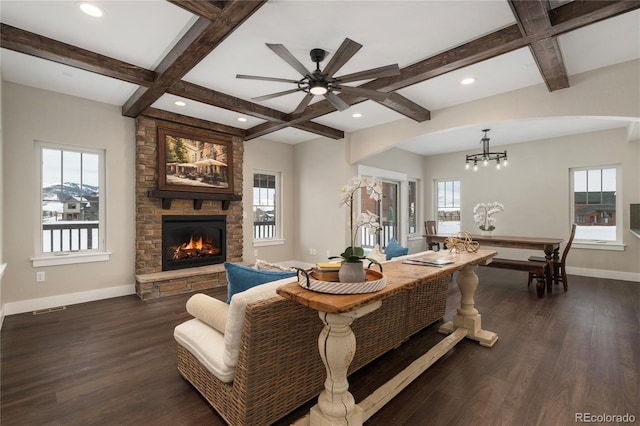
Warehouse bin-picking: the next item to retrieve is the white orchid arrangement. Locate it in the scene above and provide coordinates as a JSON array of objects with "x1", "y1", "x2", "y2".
[
  {"x1": 473, "y1": 202, "x2": 504, "y2": 231},
  {"x1": 334, "y1": 176, "x2": 383, "y2": 263}
]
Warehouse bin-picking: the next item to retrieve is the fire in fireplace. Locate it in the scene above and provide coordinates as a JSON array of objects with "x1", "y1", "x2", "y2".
[{"x1": 162, "y1": 215, "x2": 226, "y2": 271}]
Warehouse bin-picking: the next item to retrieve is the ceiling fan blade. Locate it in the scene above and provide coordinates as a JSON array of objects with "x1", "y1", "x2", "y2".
[
  {"x1": 292, "y1": 93, "x2": 314, "y2": 115},
  {"x1": 324, "y1": 91, "x2": 350, "y2": 112},
  {"x1": 335, "y1": 64, "x2": 401, "y2": 83},
  {"x1": 252, "y1": 87, "x2": 303, "y2": 102},
  {"x1": 322, "y1": 38, "x2": 362, "y2": 78},
  {"x1": 266, "y1": 43, "x2": 311, "y2": 77},
  {"x1": 335, "y1": 85, "x2": 389, "y2": 101},
  {"x1": 236, "y1": 74, "x2": 300, "y2": 84}
]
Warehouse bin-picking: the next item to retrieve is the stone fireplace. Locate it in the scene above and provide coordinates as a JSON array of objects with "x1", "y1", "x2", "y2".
[{"x1": 134, "y1": 116, "x2": 243, "y2": 300}]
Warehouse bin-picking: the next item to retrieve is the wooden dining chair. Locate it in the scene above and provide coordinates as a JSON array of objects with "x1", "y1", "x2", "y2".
[
  {"x1": 424, "y1": 220, "x2": 440, "y2": 251},
  {"x1": 527, "y1": 223, "x2": 577, "y2": 292}
]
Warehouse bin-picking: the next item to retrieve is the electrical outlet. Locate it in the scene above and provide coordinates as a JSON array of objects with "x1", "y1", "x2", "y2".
[
  {"x1": 36, "y1": 271, "x2": 46, "y2": 282},
  {"x1": 253, "y1": 249, "x2": 258, "y2": 257},
  {"x1": 309, "y1": 248, "x2": 317, "y2": 255},
  {"x1": 326, "y1": 250, "x2": 331, "y2": 258}
]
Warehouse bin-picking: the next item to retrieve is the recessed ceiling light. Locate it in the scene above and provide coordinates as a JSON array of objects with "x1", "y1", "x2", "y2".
[
  {"x1": 78, "y1": 2, "x2": 103, "y2": 17},
  {"x1": 237, "y1": 117, "x2": 247, "y2": 122},
  {"x1": 352, "y1": 113, "x2": 362, "y2": 118},
  {"x1": 174, "y1": 101, "x2": 186, "y2": 107},
  {"x1": 460, "y1": 77, "x2": 476, "y2": 85}
]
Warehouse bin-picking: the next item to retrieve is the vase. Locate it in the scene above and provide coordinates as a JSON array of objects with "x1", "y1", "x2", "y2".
[
  {"x1": 339, "y1": 261, "x2": 366, "y2": 283},
  {"x1": 481, "y1": 230, "x2": 493, "y2": 236}
]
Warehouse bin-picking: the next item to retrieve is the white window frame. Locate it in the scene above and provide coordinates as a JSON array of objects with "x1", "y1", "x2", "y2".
[
  {"x1": 252, "y1": 169, "x2": 284, "y2": 247},
  {"x1": 570, "y1": 164, "x2": 624, "y2": 251},
  {"x1": 434, "y1": 178, "x2": 461, "y2": 235},
  {"x1": 32, "y1": 141, "x2": 110, "y2": 267}
]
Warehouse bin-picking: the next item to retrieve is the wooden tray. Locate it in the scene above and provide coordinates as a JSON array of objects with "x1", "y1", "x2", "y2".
[{"x1": 297, "y1": 269, "x2": 386, "y2": 294}]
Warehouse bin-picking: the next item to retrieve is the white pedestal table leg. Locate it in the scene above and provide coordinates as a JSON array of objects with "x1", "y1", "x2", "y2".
[
  {"x1": 438, "y1": 263, "x2": 498, "y2": 347},
  {"x1": 309, "y1": 301, "x2": 381, "y2": 426}
]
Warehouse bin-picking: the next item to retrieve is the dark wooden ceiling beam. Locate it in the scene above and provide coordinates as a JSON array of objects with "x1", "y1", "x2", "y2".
[
  {"x1": 549, "y1": 0, "x2": 640, "y2": 30},
  {"x1": 141, "y1": 107, "x2": 246, "y2": 137},
  {"x1": 168, "y1": 80, "x2": 344, "y2": 139},
  {"x1": 167, "y1": 0, "x2": 225, "y2": 21},
  {"x1": 169, "y1": 81, "x2": 290, "y2": 122},
  {"x1": 121, "y1": 0, "x2": 266, "y2": 117},
  {"x1": 290, "y1": 122, "x2": 344, "y2": 140},
  {"x1": 377, "y1": 93, "x2": 431, "y2": 122},
  {"x1": 509, "y1": 0, "x2": 569, "y2": 92},
  {"x1": 0, "y1": 23, "x2": 155, "y2": 86}
]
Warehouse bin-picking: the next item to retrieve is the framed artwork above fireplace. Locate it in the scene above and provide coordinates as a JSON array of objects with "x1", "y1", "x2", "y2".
[{"x1": 157, "y1": 127, "x2": 234, "y2": 195}]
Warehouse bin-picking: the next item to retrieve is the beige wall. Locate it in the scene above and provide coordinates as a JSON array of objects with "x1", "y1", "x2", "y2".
[
  {"x1": 2, "y1": 83, "x2": 136, "y2": 311},
  {"x1": 242, "y1": 137, "x2": 296, "y2": 263},
  {"x1": 294, "y1": 137, "x2": 353, "y2": 265},
  {"x1": 424, "y1": 127, "x2": 640, "y2": 278}
]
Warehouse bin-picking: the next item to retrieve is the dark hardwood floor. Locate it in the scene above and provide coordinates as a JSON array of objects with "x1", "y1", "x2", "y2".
[{"x1": 1, "y1": 268, "x2": 638, "y2": 425}]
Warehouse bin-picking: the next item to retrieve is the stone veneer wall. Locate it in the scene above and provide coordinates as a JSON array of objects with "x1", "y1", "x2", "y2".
[{"x1": 134, "y1": 116, "x2": 243, "y2": 299}]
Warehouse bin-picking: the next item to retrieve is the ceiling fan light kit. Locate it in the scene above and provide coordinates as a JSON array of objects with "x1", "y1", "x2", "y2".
[
  {"x1": 465, "y1": 129, "x2": 508, "y2": 171},
  {"x1": 236, "y1": 38, "x2": 400, "y2": 114}
]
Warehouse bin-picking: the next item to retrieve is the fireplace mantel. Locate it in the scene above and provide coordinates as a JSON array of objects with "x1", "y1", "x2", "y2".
[{"x1": 148, "y1": 189, "x2": 242, "y2": 210}]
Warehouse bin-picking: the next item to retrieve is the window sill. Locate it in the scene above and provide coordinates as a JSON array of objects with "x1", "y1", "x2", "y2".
[
  {"x1": 253, "y1": 238, "x2": 285, "y2": 247},
  {"x1": 31, "y1": 251, "x2": 112, "y2": 267},
  {"x1": 573, "y1": 242, "x2": 625, "y2": 251}
]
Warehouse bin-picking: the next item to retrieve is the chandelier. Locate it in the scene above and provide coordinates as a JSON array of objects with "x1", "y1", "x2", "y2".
[{"x1": 465, "y1": 129, "x2": 508, "y2": 171}]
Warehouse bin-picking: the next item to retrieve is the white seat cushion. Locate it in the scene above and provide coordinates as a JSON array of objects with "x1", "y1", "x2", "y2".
[{"x1": 174, "y1": 318, "x2": 235, "y2": 383}]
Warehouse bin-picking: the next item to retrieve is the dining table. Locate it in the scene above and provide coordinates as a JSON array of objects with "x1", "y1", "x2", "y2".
[{"x1": 425, "y1": 233, "x2": 564, "y2": 293}]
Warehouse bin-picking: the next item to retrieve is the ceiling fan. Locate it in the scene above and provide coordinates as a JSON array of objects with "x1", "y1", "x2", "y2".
[{"x1": 236, "y1": 38, "x2": 401, "y2": 114}]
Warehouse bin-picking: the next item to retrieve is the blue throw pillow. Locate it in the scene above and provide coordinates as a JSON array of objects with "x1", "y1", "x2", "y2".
[
  {"x1": 384, "y1": 238, "x2": 408, "y2": 260},
  {"x1": 224, "y1": 262, "x2": 296, "y2": 303}
]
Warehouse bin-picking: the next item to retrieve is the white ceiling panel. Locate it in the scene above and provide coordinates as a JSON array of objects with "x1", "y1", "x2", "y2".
[
  {"x1": 0, "y1": 0, "x2": 196, "y2": 69},
  {"x1": 1, "y1": 48, "x2": 138, "y2": 105}
]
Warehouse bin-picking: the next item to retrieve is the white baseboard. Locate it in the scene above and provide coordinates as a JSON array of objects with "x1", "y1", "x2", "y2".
[
  {"x1": 566, "y1": 267, "x2": 640, "y2": 282},
  {"x1": 3, "y1": 284, "x2": 136, "y2": 316}
]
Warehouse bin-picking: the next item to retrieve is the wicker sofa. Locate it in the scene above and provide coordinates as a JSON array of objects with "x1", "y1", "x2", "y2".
[{"x1": 174, "y1": 257, "x2": 451, "y2": 426}]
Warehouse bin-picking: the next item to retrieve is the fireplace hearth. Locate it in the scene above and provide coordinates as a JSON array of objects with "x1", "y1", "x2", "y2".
[{"x1": 162, "y1": 215, "x2": 226, "y2": 271}]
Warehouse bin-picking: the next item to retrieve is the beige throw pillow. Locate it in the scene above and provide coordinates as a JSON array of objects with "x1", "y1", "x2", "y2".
[{"x1": 186, "y1": 293, "x2": 229, "y2": 334}]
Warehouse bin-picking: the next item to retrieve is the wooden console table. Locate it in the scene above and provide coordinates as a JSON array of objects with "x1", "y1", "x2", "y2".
[{"x1": 277, "y1": 249, "x2": 497, "y2": 426}]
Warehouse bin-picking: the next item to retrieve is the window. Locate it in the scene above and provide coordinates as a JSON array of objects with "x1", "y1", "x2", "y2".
[
  {"x1": 436, "y1": 179, "x2": 461, "y2": 234},
  {"x1": 253, "y1": 171, "x2": 282, "y2": 243},
  {"x1": 357, "y1": 165, "x2": 409, "y2": 250},
  {"x1": 571, "y1": 165, "x2": 622, "y2": 246},
  {"x1": 38, "y1": 143, "x2": 106, "y2": 262}
]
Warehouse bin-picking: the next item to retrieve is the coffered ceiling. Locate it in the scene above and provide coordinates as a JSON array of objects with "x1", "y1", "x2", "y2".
[{"x1": 1, "y1": 1, "x2": 639, "y2": 156}]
